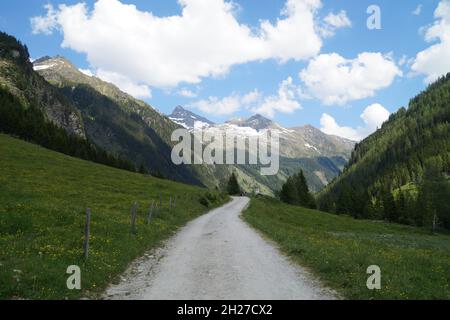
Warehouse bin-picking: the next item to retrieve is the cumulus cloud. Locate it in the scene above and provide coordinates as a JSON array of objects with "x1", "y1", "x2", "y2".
[
  {"x1": 79, "y1": 68, "x2": 94, "y2": 77},
  {"x1": 299, "y1": 52, "x2": 402, "y2": 106},
  {"x1": 320, "y1": 103, "x2": 391, "y2": 141},
  {"x1": 187, "y1": 94, "x2": 243, "y2": 116},
  {"x1": 187, "y1": 77, "x2": 301, "y2": 117},
  {"x1": 30, "y1": 4, "x2": 59, "y2": 35},
  {"x1": 251, "y1": 77, "x2": 302, "y2": 118},
  {"x1": 96, "y1": 69, "x2": 152, "y2": 98},
  {"x1": 178, "y1": 89, "x2": 197, "y2": 98},
  {"x1": 412, "y1": 4, "x2": 423, "y2": 16},
  {"x1": 411, "y1": 0, "x2": 450, "y2": 83},
  {"x1": 30, "y1": 0, "x2": 350, "y2": 89},
  {"x1": 320, "y1": 10, "x2": 351, "y2": 37}
]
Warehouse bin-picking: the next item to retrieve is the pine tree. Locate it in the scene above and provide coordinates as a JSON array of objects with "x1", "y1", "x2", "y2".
[
  {"x1": 280, "y1": 176, "x2": 298, "y2": 205},
  {"x1": 382, "y1": 189, "x2": 397, "y2": 222},
  {"x1": 294, "y1": 170, "x2": 316, "y2": 209},
  {"x1": 227, "y1": 173, "x2": 241, "y2": 196},
  {"x1": 280, "y1": 170, "x2": 316, "y2": 208},
  {"x1": 418, "y1": 162, "x2": 450, "y2": 232}
]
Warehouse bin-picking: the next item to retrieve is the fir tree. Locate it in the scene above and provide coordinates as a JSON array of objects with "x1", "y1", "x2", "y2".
[
  {"x1": 280, "y1": 176, "x2": 298, "y2": 205},
  {"x1": 227, "y1": 173, "x2": 241, "y2": 196}
]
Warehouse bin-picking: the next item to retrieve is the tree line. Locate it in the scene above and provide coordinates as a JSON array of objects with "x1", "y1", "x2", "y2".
[
  {"x1": 318, "y1": 73, "x2": 450, "y2": 231},
  {"x1": 0, "y1": 87, "x2": 137, "y2": 173}
]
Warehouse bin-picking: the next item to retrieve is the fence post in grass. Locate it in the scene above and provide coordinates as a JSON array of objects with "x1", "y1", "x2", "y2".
[
  {"x1": 83, "y1": 208, "x2": 91, "y2": 260},
  {"x1": 169, "y1": 196, "x2": 172, "y2": 209},
  {"x1": 147, "y1": 201, "x2": 155, "y2": 224},
  {"x1": 131, "y1": 202, "x2": 138, "y2": 234},
  {"x1": 159, "y1": 194, "x2": 162, "y2": 207}
]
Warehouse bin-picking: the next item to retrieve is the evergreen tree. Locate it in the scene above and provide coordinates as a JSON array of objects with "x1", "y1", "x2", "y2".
[
  {"x1": 280, "y1": 170, "x2": 316, "y2": 208},
  {"x1": 418, "y1": 163, "x2": 450, "y2": 232},
  {"x1": 227, "y1": 173, "x2": 241, "y2": 196},
  {"x1": 280, "y1": 176, "x2": 298, "y2": 205},
  {"x1": 382, "y1": 189, "x2": 397, "y2": 222},
  {"x1": 294, "y1": 170, "x2": 316, "y2": 209}
]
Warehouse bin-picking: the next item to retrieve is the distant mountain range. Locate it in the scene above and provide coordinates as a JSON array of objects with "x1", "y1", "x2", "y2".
[
  {"x1": 169, "y1": 106, "x2": 355, "y2": 193},
  {"x1": 169, "y1": 106, "x2": 354, "y2": 161},
  {"x1": 0, "y1": 31, "x2": 355, "y2": 194}
]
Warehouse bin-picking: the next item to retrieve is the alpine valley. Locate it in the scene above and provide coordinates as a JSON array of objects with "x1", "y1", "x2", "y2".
[{"x1": 0, "y1": 31, "x2": 354, "y2": 195}]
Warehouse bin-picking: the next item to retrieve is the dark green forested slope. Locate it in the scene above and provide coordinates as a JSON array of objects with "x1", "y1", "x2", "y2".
[{"x1": 318, "y1": 74, "x2": 450, "y2": 230}]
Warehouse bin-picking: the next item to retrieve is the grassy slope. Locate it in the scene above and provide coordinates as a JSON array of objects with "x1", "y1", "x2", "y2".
[
  {"x1": 243, "y1": 197, "x2": 450, "y2": 300},
  {"x1": 0, "y1": 134, "x2": 228, "y2": 299}
]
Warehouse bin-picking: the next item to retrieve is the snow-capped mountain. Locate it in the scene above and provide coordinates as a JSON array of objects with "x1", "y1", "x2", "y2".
[
  {"x1": 168, "y1": 106, "x2": 354, "y2": 160},
  {"x1": 169, "y1": 106, "x2": 215, "y2": 130},
  {"x1": 165, "y1": 106, "x2": 355, "y2": 193},
  {"x1": 226, "y1": 114, "x2": 281, "y2": 131}
]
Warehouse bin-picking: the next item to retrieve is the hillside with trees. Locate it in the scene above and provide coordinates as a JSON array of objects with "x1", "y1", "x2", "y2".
[
  {"x1": 280, "y1": 170, "x2": 316, "y2": 209},
  {"x1": 318, "y1": 74, "x2": 450, "y2": 231}
]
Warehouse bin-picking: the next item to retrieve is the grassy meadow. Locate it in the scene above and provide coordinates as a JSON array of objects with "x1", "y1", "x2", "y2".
[
  {"x1": 0, "y1": 134, "x2": 228, "y2": 299},
  {"x1": 243, "y1": 197, "x2": 450, "y2": 300}
]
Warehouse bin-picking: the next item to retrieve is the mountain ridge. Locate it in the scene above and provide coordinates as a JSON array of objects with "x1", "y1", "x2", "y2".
[{"x1": 318, "y1": 73, "x2": 450, "y2": 229}]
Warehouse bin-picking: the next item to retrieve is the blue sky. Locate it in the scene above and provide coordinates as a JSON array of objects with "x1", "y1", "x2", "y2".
[{"x1": 0, "y1": 0, "x2": 447, "y2": 140}]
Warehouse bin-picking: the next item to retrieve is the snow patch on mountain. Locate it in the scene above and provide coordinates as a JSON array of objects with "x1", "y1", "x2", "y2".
[
  {"x1": 305, "y1": 143, "x2": 321, "y2": 154},
  {"x1": 33, "y1": 63, "x2": 56, "y2": 71}
]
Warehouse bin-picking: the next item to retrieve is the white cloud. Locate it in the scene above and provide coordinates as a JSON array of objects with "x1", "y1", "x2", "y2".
[
  {"x1": 79, "y1": 68, "x2": 94, "y2": 77},
  {"x1": 96, "y1": 69, "x2": 152, "y2": 98},
  {"x1": 187, "y1": 94, "x2": 242, "y2": 116},
  {"x1": 187, "y1": 77, "x2": 301, "y2": 117},
  {"x1": 30, "y1": 0, "x2": 348, "y2": 89},
  {"x1": 241, "y1": 89, "x2": 262, "y2": 105},
  {"x1": 412, "y1": 0, "x2": 450, "y2": 83},
  {"x1": 412, "y1": 4, "x2": 423, "y2": 16},
  {"x1": 178, "y1": 89, "x2": 197, "y2": 98},
  {"x1": 320, "y1": 10, "x2": 351, "y2": 37},
  {"x1": 30, "y1": 4, "x2": 59, "y2": 35},
  {"x1": 300, "y1": 52, "x2": 402, "y2": 106},
  {"x1": 251, "y1": 77, "x2": 302, "y2": 118},
  {"x1": 320, "y1": 103, "x2": 391, "y2": 141}
]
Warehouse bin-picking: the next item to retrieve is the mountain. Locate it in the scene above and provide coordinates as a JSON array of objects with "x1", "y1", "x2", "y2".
[
  {"x1": 168, "y1": 107, "x2": 355, "y2": 193},
  {"x1": 33, "y1": 56, "x2": 179, "y2": 145},
  {"x1": 169, "y1": 105, "x2": 215, "y2": 129},
  {"x1": 32, "y1": 55, "x2": 203, "y2": 185},
  {"x1": 0, "y1": 32, "x2": 202, "y2": 185},
  {"x1": 0, "y1": 32, "x2": 84, "y2": 138},
  {"x1": 318, "y1": 74, "x2": 450, "y2": 229},
  {"x1": 226, "y1": 114, "x2": 280, "y2": 131}
]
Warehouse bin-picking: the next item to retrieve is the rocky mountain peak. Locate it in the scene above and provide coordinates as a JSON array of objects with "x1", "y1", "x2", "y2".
[
  {"x1": 226, "y1": 114, "x2": 279, "y2": 131},
  {"x1": 169, "y1": 106, "x2": 215, "y2": 129}
]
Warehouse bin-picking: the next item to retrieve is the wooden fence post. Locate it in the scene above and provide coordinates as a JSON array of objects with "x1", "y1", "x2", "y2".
[
  {"x1": 131, "y1": 202, "x2": 138, "y2": 234},
  {"x1": 169, "y1": 196, "x2": 172, "y2": 209},
  {"x1": 159, "y1": 194, "x2": 162, "y2": 207},
  {"x1": 83, "y1": 208, "x2": 91, "y2": 260},
  {"x1": 147, "y1": 201, "x2": 155, "y2": 224}
]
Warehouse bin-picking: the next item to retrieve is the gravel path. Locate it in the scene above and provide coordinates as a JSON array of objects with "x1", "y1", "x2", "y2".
[{"x1": 104, "y1": 197, "x2": 337, "y2": 300}]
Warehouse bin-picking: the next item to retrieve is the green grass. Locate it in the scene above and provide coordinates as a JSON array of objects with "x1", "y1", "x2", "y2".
[
  {"x1": 243, "y1": 197, "x2": 450, "y2": 300},
  {"x1": 0, "y1": 134, "x2": 228, "y2": 299}
]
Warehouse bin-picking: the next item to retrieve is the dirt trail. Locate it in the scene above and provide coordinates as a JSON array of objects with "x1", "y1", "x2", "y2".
[{"x1": 104, "y1": 197, "x2": 337, "y2": 300}]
